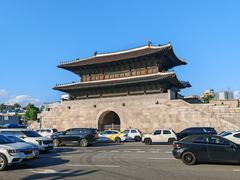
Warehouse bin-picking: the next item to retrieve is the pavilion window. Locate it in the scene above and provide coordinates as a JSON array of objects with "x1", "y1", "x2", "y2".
[
  {"x1": 147, "y1": 67, "x2": 153, "y2": 74},
  {"x1": 131, "y1": 69, "x2": 137, "y2": 76},
  {"x1": 152, "y1": 66, "x2": 159, "y2": 73},
  {"x1": 110, "y1": 73, "x2": 115, "y2": 79},
  {"x1": 99, "y1": 74, "x2": 104, "y2": 80},
  {"x1": 105, "y1": 74, "x2": 110, "y2": 79},
  {"x1": 115, "y1": 73, "x2": 120, "y2": 78}
]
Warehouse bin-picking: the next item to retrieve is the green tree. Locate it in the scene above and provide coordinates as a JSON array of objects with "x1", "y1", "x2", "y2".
[
  {"x1": 25, "y1": 103, "x2": 39, "y2": 120},
  {"x1": 202, "y1": 94, "x2": 215, "y2": 103},
  {"x1": 13, "y1": 103, "x2": 21, "y2": 109}
]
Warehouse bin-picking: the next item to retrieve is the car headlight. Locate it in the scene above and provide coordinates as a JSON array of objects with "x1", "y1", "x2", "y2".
[
  {"x1": 36, "y1": 140, "x2": 43, "y2": 145},
  {"x1": 7, "y1": 149, "x2": 21, "y2": 155}
]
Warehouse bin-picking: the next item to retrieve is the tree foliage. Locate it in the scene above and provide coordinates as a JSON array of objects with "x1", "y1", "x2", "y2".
[
  {"x1": 25, "y1": 103, "x2": 39, "y2": 121},
  {"x1": 202, "y1": 94, "x2": 215, "y2": 103}
]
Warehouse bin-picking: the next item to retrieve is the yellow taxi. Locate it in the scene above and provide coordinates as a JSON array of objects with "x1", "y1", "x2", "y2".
[{"x1": 98, "y1": 130, "x2": 127, "y2": 143}]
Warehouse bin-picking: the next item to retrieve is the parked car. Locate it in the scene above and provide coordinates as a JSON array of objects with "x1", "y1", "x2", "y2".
[
  {"x1": 142, "y1": 129, "x2": 177, "y2": 145},
  {"x1": 0, "y1": 129, "x2": 53, "y2": 152},
  {"x1": 36, "y1": 128, "x2": 57, "y2": 138},
  {"x1": 172, "y1": 134, "x2": 240, "y2": 165},
  {"x1": 122, "y1": 129, "x2": 142, "y2": 141},
  {"x1": 0, "y1": 123, "x2": 27, "y2": 129},
  {"x1": 220, "y1": 131, "x2": 240, "y2": 144},
  {"x1": 176, "y1": 127, "x2": 217, "y2": 140},
  {"x1": 51, "y1": 128, "x2": 98, "y2": 147},
  {"x1": 98, "y1": 130, "x2": 126, "y2": 143},
  {"x1": 6, "y1": 135, "x2": 40, "y2": 157},
  {"x1": 0, "y1": 134, "x2": 36, "y2": 171}
]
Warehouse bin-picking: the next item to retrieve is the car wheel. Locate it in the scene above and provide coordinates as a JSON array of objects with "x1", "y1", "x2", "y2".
[
  {"x1": 79, "y1": 139, "x2": 89, "y2": 147},
  {"x1": 144, "y1": 138, "x2": 152, "y2": 145},
  {"x1": 53, "y1": 139, "x2": 60, "y2": 147},
  {"x1": 181, "y1": 152, "x2": 196, "y2": 165},
  {"x1": 168, "y1": 138, "x2": 176, "y2": 144},
  {"x1": 115, "y1": 137, "x2": 121, "y2": 143},
  {"x1": 0, "y1": 154, "x2": 7, "y2": 171},
  {"x1": 134, "y1": 136, "x2": 141, "y2": 142}
]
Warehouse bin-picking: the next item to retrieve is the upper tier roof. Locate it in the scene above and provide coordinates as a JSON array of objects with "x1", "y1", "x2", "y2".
[{"x1": 58, "y1": 43, "x2": 187, "y2": 72}]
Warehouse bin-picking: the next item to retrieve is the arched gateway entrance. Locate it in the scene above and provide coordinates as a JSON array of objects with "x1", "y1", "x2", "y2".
[{"x1": 98, "y1": 111, "x2": 120, "y2": 131}]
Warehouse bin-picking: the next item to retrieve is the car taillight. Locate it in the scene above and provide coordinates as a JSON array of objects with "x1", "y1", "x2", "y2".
[{"x1": 173, "y1": 143, "x2": 181, "y2": 149}]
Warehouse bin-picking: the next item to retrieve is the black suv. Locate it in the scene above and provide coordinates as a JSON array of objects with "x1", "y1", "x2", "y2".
[
  {"x1": 51, "y1": 128, "x2": 98, "y2": 147},
  {"x1": 176, "y1": 127, "x2": 217, "y2": 140}
]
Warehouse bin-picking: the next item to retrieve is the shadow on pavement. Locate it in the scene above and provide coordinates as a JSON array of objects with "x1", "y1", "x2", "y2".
[{"x1": 22, "y1": 169, "x2": 98, "y2": 180}]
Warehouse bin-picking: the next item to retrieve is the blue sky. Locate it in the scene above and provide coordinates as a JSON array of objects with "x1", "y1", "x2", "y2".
[{"x1": 0, "y1": 0, "x2": 240, "y2": 105}]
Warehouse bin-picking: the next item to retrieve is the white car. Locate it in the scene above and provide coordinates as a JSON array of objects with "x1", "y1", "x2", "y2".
[
  {"x1": 6, "y1": 135, "x2": 40, "y2": 157},
  {"x1": 142, "y1": 129, "x2": 177, "y2": 145},
  {"x1": 0, "y1": 129, "x2": 53, "y2": 152},
  {"x1": 0, "y1": 135, "x2": 35, "y2": 171},
  {"x1": 36, "y1": 128, "x2": 57, "y2": 138},
  {"x1": 122, "y1": 129, "x2": 142, "y2": 141},
  {"x1": 220, "y1": 131, "x2": 240, "y2": 144}
]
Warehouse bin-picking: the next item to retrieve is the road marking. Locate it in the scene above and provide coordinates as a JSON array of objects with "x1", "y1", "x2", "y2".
[
  {"x1": 233, "y1": 169, "x2": 240, "y2": 172},
  {"x1": 137, "y1": 151, "x2": 145, "y2": 153},
  {"x1": 124, "y1": 151, "x2": 131, "y2": 152},
  {"x1": 110, "y1": 150, "x2": 119, "y2": 152},
  {"x1": 85, "y1": 150, "x2": 93, "y2": 152},
  {"x1": 147, "y1": 157, "x2": 175, "y2": 160},
  {"x1": 164, "y1": 151, "x2": 172, "y2": 154},
  {"x1": 98, "y1": 150, "x2": 106, "y2": 153},
  {"x1": 122, "y1": 149, "x2": 140, "y2": 151},
  {"x1": 150, "y1": 151, "x2": 159, "y2": 153},
  {"x1": 30, "y1": 169, "x2": 58, "y2": 174},
  {"x1": 66, "y1": 164, "x2": 120, "y2": 168}
]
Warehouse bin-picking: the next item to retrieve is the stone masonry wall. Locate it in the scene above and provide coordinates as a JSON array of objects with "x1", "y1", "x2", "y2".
[{"x1": 39, "y1": 93, "x2": 239, "y2": 133}]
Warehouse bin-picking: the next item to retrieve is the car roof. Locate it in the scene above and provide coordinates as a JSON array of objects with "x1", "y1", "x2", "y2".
[{"x1": 0, "y1": 128, "x2": 30, "y2": 131}]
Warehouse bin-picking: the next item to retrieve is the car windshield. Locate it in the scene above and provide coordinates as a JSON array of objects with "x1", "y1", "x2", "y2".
[
  {"x1": 22, "y1": 131, "x2": 42, "y2": 137},
  {"x1": 220, "y1": 132, "x2": 232, "y2": 137},
  {"x1": 0, "y1": 135, "x2": 15, "y2": 144},
  {"x1": 7, "y1": 136, "x2": 25, "y2": 142}
]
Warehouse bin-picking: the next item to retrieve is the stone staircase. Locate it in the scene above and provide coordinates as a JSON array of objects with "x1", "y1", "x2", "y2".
[{"x1": 176, "y1": 100, "x2": 240, "y2": 131}]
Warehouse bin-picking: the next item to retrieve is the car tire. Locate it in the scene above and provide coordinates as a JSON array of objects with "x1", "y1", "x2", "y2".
[
  {"x1": 181, "y1": 152, "x2": 196, "y2": 165},
  {"x1": 79, "y1": 139, "x2": 89, "y2": 147},
  {"x1": 144, "y1": 138, "x2": 152, "y2": 145},
  {"x1": 0, "y1": 154, "x2": 7, "y2": 171},
  {"x1": 115, "y1": 137, "x2": 121, "y2": 143},
  {"x1": 53, "y1": 139, "x2": 60, "y2": 147},
  {"x1": 168, "y1": 138, "x2": 176, "y2": 144},
  {"x1": 134, "y1": 136, "x2": 142, "y2": 142}
]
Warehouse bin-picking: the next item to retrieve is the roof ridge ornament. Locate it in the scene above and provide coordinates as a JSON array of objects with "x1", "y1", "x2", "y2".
[
  {"x1": 147, "y1": 41, "x2": 152, "y2": 47},
  {"x1": 94, "y1": 51, "x2": 98, "y2": 56}
]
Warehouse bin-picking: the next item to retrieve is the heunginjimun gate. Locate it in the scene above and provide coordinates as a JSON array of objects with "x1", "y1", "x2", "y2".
[{"x1": 53, "y1": 42, "x2": 191, "y2": 131}]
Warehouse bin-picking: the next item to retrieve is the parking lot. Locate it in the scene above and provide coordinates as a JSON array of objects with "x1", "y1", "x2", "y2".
[{"x1": 0, "y1": 142, "x2": 239, "y2": 180}]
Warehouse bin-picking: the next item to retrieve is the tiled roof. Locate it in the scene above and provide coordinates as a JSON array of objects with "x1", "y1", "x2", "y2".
[{"x1": 58, "y1": 43, "x2": 186, "y2": 68}]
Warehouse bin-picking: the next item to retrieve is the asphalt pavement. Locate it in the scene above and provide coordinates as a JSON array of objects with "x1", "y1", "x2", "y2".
[{"x1": 1, "y1": 142, "x2": 240, "y2": 180}]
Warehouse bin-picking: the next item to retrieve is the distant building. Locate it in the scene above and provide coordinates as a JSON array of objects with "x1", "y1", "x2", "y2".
[
  {"x1": 0, "y1": 113, "x2": 20, "y2": 125},
  {"x1": 217, "y1": 91, "x2": 234, "y2": 100}
]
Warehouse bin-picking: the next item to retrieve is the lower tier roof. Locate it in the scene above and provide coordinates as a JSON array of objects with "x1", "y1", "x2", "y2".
[{"x1": 54, "y1": 72, "x2": 191, "y2": 93}]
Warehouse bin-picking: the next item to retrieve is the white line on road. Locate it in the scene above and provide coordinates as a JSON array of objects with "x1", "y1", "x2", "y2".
[
  {"x1": 124, "y1": 151, "x2": 131, "y2": 152},
  {"x1": 66, "y1": 164, "x2": 121, "y2": 168},
  {"x1": 137, "y1": 151, "x2": 145, "y2": 153},
  {"x1": 164, "y1": 151, "x2": 172, "y2": 154},
  {"x1": 110, "y1": 150, "x2": 119, "y2": 152},
  {"x1": 233, "y1": 169, "x2": 240, "y2": 172}
]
